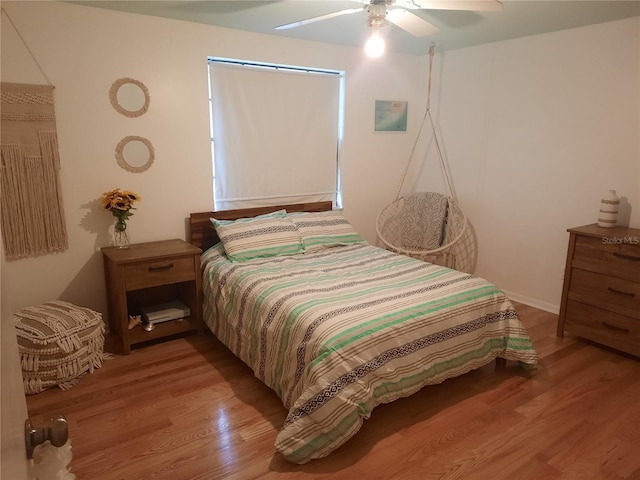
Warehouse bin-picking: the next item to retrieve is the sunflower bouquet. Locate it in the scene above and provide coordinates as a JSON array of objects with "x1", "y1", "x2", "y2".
[{"x1": 101, "y1": 189, "x2": 141, "y2": 238}]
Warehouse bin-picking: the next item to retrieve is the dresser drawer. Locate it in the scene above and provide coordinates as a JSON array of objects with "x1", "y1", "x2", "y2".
[
  {"x1": 565, "y1": 300, "x2": 640, "y2": 357},
  {"x1": 125, "y1": 256, "x2": 196, "y2": 290},
  {"x1": 572, "y1": 235, "x2": 640, "y2": 282},
  {"x1": 568, "y1": 268, "x2": 640, "y2": 319}
]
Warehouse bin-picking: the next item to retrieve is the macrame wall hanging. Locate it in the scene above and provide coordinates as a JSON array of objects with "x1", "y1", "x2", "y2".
[{"x1": 1, "y1": 8, "x2": 68, "y2": 260}]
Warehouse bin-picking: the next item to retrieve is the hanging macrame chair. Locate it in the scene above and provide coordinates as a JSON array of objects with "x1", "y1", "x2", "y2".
[
  {"x1": 376, "y1": 43, "x2": 470, "y2": 271},
  {"x1": 376, "y1": 192, "x2": 468, "y2": 269}
]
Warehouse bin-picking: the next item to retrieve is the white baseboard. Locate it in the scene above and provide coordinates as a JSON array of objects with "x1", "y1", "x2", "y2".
[{"x1": 502, "y1": 290, "x2": 560, "y2": 315}]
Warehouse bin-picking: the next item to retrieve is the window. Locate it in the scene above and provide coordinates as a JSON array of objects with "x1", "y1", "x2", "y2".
[{"x1": 208, "y1": 58, "x2": 344, "y2": 210}]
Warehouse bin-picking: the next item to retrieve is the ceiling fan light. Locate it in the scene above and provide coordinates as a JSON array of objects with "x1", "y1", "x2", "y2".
[
  {"x1": 367, "y1": 3, "x2": 388, "y2": 29},
  {"x1": 365, "y1": 30, "x2": 385, "y2": 58}
]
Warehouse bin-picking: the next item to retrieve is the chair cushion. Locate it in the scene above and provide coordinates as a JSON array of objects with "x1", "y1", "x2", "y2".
[
  {"x1": 14, "y1": 301, "x2": 107, "y2": 394},
  {"x1": 400, "y1": 193, "x2": 449, "y2": 250}
]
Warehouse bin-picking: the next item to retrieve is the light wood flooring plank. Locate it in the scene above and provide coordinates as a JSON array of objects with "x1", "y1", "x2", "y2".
[{"x1": 26, "y1": 302, "x2": 640, "y2": 479}]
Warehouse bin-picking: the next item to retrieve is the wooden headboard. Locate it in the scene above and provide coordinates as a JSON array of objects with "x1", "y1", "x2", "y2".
[{"x1": 188, "y1": 201, "x2": 333, "y2": 252}]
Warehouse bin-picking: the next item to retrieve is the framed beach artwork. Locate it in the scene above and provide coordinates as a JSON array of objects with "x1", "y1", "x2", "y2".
[{"x1": 374, "y1": 100, "x2": 407, "y2": 132}]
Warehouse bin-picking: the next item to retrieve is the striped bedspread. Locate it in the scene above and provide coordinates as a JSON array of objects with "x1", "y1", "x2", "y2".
[{"x1": 201, "y1": 243, "x2": 538, "y2": 464}]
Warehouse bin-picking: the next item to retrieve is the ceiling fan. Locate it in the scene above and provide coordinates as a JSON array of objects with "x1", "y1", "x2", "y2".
[{"x1": 275, "y1": 0, "x2": 503, "y2": 56}]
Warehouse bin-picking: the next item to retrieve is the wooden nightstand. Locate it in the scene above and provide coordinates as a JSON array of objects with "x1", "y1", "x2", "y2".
[
  {"x1": 102, "y1": 239, "x2": 203, "y2": 354},
  {"x1": 557, "y1": 224, "x2": 640, "y2": 357}
]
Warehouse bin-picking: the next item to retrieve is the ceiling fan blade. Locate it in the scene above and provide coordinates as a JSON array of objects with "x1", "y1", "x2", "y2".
[
  {"x1": 388, "y1": 9, "x2": 439, "y2": 37},
  {"x1": 274, "y1": 7, "x2": 364, "y2": 30},
  {"x1": 398, "y1": 0, "x2": 503, "y2": 11}
]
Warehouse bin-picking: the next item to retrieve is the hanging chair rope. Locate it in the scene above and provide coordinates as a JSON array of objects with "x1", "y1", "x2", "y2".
[
  {"x1": 395, "y1": 43, "x2": 455, "y2": 201},
  {"x1": 378, "y1": 43, "x2": 471, "y2": 271}
]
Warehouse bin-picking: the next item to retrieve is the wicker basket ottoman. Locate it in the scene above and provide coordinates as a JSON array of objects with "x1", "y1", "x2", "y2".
[{"x1": 14, "y1": 301, "x2": 107, "y2": 394}]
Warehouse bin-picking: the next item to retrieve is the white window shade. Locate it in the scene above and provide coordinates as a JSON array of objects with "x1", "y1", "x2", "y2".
[{"x1": 209, "y1": 61, "x2": 342, "y2": 210}]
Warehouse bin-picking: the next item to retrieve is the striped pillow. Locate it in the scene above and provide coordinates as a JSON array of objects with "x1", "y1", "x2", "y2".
[
  {"x1": 211, "y1": 210, "x2": 304, "y2": 262},
  {"x1": 288, "y1": 211, "x2": 366, "y2": 253}
]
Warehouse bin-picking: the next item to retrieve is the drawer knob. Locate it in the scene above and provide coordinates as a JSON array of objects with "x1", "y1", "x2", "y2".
[
  {"x1": 148, "y1": 263, "x2": 174, "y2": 272},
  {"x1": 607, "y1": 287, "x2": 635, "y2": 298},
  {"x1": 613, "y1": 252, "x2": 640, "y2": 262},
  {"x1": 602, "y1": 321, "x2": 630, "y2": 334}
]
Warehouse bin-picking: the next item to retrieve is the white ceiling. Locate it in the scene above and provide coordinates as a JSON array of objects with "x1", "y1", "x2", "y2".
[{"x1": 72, "y1": 1, "x2": 640, "y2": 55}]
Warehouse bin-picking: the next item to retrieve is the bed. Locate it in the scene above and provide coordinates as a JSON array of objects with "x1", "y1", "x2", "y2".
[{"x1": 189, "y1": 201, "x2": 538, "y2": 464}]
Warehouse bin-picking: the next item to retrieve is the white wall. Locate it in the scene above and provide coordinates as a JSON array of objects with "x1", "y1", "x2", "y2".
[
  {"x1": 416, "y1": 17, "x2": 640, "y2": 312},
  {"x1": 2, "y1": 2, "x2": 638, "y2": 321},
  {"x1": 0, "y1": 1, "x2": 427, "y2": 319}
]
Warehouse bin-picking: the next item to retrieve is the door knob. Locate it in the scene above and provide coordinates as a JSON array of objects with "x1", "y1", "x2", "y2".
[{"x1": 25, "y1": 414, "x2": 69, "y2": 459}]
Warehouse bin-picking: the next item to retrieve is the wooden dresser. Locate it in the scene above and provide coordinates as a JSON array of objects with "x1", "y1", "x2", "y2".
[{"x1": 557, "y1": 224, "x2": 640, "y2": 357}]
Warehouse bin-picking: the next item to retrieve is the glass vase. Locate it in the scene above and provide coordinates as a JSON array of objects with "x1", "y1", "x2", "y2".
[{"x1": 114, "y1": 220, "x2": 130, "y2": 248}]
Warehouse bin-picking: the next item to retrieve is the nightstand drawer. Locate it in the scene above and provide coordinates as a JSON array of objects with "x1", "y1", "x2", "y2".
[
  {"x1": 125, "y1": 256, "x2": 196, "y2": 290},
  {"x1": 565, "y1": 300, "x2": 640, "y2": 357},
  {"x1": 568, "y1": 268, "x2": 640, "y2": 319},
  {"x1": 572, "y1": 236, "x2": 640, "y2": 282}
]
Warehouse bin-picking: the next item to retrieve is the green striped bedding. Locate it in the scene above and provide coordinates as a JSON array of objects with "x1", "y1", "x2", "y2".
[{"x1": 201, "y1": 243, "x2": 538, "y2": 464}]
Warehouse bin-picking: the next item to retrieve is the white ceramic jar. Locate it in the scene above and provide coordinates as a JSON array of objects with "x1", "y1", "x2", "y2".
[{"x1": 597, "y1": 189, "x2": 620, "y2": 228}]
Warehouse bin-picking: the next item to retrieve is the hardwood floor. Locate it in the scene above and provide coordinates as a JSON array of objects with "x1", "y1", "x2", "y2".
[{"x1": 26, "y1": 303, "x2": 640, "y2": 480}]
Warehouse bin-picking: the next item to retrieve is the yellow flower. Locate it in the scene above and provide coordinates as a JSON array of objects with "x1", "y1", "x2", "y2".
[
  {"x1": 101, "y1": 188, "x2": 140, "y2": 222},
  {"x1": 123, "y1": 190, "x2": 140, "y2": 202}
]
